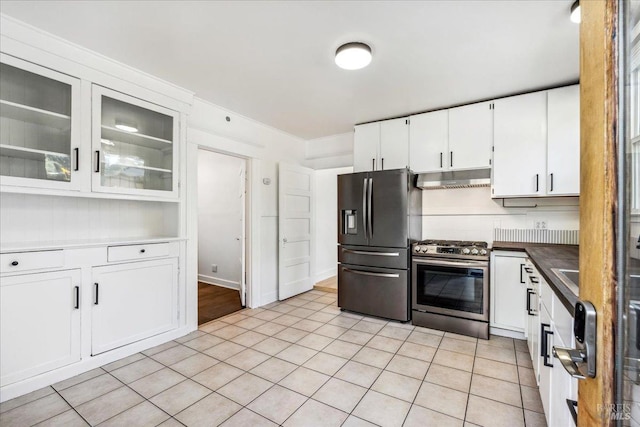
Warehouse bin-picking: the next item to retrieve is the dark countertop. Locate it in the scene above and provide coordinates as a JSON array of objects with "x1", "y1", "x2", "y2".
[{"x1": 493, "y1": 241, "x2": 579, "y2": 316}]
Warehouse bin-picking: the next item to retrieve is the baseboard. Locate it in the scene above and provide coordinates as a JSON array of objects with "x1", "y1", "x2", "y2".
[
  {"x1": 490, "y1": 326, "x2": 526, "y2": 340},
  {"x1": 315, "y1": 267, "x2": 337, "y2": 283},
  {"x1": 198, "y1": 274, "x2": 240, "y2": 290},
  {"x1": 261, "y1": 291, "x2": 278, "y2": 306}
]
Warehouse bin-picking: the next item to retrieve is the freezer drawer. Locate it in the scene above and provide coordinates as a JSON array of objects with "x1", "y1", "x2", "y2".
[
  {"x1": 338, "y1": 245, "x2": 408, "y2": 270},
  {"x1": 338, "y1": 263, "x2": 409, "y2": 322}
]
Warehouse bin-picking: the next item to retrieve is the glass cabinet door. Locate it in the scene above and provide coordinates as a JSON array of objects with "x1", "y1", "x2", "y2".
[
  {"x1": 92, "y1": 86, "x2": 178, "y2": 198},
  {"x1": 0, "y1": 54, "x2": 81, "y2": 190}
]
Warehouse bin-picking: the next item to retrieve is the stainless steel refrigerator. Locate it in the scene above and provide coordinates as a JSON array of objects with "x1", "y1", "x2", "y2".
[{"x1": 337, "y1": 168, "x2": 422, "y2": 321}]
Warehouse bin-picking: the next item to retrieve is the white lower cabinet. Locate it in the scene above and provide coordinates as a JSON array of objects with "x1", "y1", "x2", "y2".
[
  {"x1": 91, "y1": 258, "x2": 178, "y2": 355},
  {"x1": 538, "y1": 304, "x2": 553, "y2": 421},
  {"x1": 550, "y1": 324, "x2": 578, "y2": 427},
  {"x1": 490, "y1": 251, "x2": 527, "y2": 333},
  {"x1": 1, "y1": 269, "x2": 81, "y2": 385}
]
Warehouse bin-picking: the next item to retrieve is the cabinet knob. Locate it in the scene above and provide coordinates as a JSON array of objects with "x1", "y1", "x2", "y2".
[
  {"x1": 140, "y1": 249, "x2": 146, "y2": 253},
  {"x1": 10, "y1": 261, "x2": 18, "y2": 266}
]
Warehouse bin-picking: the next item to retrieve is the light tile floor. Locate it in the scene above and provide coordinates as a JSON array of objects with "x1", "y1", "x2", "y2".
[{"x1": 0, "y1": 290, "x2": 547, "y2": 427}]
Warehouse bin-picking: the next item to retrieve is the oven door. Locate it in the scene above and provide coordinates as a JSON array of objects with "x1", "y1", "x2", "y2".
[{"x1": 412, "y1": 257, "x2": 489, "y2": 322}]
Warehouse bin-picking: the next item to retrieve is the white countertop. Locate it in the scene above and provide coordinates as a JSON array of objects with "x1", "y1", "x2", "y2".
[{"x1": 0, "y1": 236, "x2": 186, "y2": 253}]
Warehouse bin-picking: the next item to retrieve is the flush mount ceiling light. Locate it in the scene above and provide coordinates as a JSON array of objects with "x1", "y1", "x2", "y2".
[
  {"x1": 570, "y1": 0, "x2": 581, "y2": 24},
  {"x1": 335, "y1": 42, "x2": 372, "y2": 70},
  {"x1": 115, "y1": 119, "x2": 138, "y2": 133}
]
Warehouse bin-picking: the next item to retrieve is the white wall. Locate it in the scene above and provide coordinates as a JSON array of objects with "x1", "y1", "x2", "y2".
[
  {"x1": 304, "y1": 132, "x2": 353, "y2": 170},
  {"x1": 314, "y1": 166, "x2": 353, "y2": 282},
  {"x1": 187, "y1": 98, "x2": 306, "y2": 307},
  {"x1": 421, "y1": 187, "x2": 580, "y2": 245},
  {"x1": 197, "y1": 150, "x2": 245, "y2": 289}
]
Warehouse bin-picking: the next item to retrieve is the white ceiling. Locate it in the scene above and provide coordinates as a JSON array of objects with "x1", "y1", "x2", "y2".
[{"x1": 0, "y1": 1, "x2": 579, "y2": 140}]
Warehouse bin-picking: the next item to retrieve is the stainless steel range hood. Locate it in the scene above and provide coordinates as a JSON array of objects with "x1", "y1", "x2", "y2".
[{"x1": 416, "y1": 168, "x2": 491, "y2": 190}]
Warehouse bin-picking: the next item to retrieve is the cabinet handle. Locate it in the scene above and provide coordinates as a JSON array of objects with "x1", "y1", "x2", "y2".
[
  {"x1": 550, "y1": 173, "x2": 554, "y2": 192},
  {"x1": 542, "y1": 324, "x2": 554, "y2": 367},
  {"x1": 10, "y1": 261, "x2": 18, "y2": 267},
  {"x1": 381, "y1": 158, "x2": 384, "y2": 170},
  {"x1": 94, "y1": 283, "x2": 99, "y2": 305},
  {"x1": 95, "y1": 151, "x2": 100, "y2": 173},
  {"x1": 440, "y1": 152, "x2": 443, "y2": 168},
  {"x1": 535, "y1": 174, "x2": 539, "y2": 192},
  {"x1": 74, "y1": 148, "x2": 79, "y2": 172},
  {"x1": 450, "y1": 152, "x2": 453, "y2": 168},
  {"x1": 526, "y1": 289, "x2": 535, "y2": 315},
  {"x1": 140, "y1": 249, "x2": 146, "y2": 253},
  {"x1": 525, "y1": 267, "x2": 533, "y2": 274},
  {"x1": 74, "y1": 286, "x2": 80, "y2": 309},
  {"x1": 520, "y1": 263, "x2": 525, "y2": 284}
]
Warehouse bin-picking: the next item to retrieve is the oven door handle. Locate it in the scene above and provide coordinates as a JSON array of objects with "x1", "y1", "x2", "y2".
[
  {"x1": 343, "y1": 268, "x2": 400, "y2": 278},
  {"x1": 412, "y1": 258, "x2": 488, "y2": 268}
]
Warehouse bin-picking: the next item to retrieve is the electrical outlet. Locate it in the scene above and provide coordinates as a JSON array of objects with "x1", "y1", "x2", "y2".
[
  {"x1": 211, "y1": 264, "x2": 218, "y2": 273},
  {"x1": 535, "y1": 221, "x2": 541, "y2": 229},
  {"x1": 540, "y1": 221, "x2": 548, "y2": 230}
]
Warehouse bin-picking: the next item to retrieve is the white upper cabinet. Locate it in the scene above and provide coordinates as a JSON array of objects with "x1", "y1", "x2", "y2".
[
  {"x1": 0, "y1": 54, "x2": 81, "y2": 191},
  {"x1": 547, "y1": 85, "x2": 580, "y2": 196},
  {"x1": 409, "y1": 110, "x2": 448, "y2": 173},
  {"x1": 409, "y1": 103, "x2": 491, "y2": 173},
  {"x1": 448, "y1": 101, "x2": 493, "y2": 170},
  {"x1": 379, "y1": 118, "x2": 409, "y2": 171},
  {"x1": 353, "y1": 122, "x2": 379, "y2": 172},
  {"x1": 92, "y1": 86, "x2": 179, "y2": 198},
  {"x1": 354, "y1": 118, "x2": 408, "y2": 172},
  {"x1": 492, "y1": 91, "x2": 548, "y2": 197}
]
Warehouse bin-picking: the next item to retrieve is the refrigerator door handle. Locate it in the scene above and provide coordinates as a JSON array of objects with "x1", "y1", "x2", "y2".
[
  {"x1": 362, "y1": 178, "x2": 368, "y2": 239},
  {"x1": 368, "y1": 177, "x2": 373, "y2": 239},
  {"x1": 343, "y1": 268, "x2": 400, "y2": 278}
]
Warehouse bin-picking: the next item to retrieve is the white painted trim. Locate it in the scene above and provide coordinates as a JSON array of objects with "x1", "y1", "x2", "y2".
[
  {"x1": 198, "y1": 275, "x2": 240, "y2": 290},
  {"x1": 489, "y1": 326, "x2": 526, "y2": 340},
  {"x1": 315, "y1": 267, "x2": 337, "y2": 283},
  {"x1": 262, "y1": 291, "x2": 278, "y2": 306}
]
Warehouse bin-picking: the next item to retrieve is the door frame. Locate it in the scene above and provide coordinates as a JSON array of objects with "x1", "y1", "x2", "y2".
[{"x1": 186, "y1": 141, "x2": 259, "y2": 329}]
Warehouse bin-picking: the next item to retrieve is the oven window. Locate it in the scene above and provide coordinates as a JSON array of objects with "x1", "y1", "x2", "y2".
[{"x1": 415, "y1": 264, "x2": 484, "y2": 314}]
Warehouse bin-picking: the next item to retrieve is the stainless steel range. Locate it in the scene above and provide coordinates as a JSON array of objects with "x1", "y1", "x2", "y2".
[{"x1": 411, "y1": 240, "x2": 490, "y2": 339}]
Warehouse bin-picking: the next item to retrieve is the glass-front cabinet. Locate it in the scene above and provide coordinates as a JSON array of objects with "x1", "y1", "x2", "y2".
[
  {"x1": 92, "y1": 86, "x2": 178, "y2": 198},
  {"x1": 0, "y1": 54, "x2": 81, "y2": 190}
]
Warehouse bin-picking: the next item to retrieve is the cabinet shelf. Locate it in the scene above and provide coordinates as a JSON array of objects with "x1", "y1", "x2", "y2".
[
  {"x1": 105, "y1": 162, "x2": 172, "y2": 174},
  {"x1": 0, "y1": 99, "x2": 71, "y2": 130},
  {"x1": 101, "y1": 126, "x2": 172, "y2": 151},
  {"x1": 0, "y1": 144, "x2": 69, "y2": 162}
]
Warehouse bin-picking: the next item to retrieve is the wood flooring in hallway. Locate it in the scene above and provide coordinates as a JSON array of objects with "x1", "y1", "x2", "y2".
[{"x1": 198, "y1": 282, "x2": 243, "y2": 325}]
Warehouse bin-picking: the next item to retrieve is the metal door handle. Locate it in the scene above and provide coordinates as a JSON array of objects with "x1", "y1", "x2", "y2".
[
  {"x1": 10, "y1": 261, "x2": 18, "y2": 267},
  {"x1": 343, "y1": 268, "x2": 400, "y2": 278},
  {"x1": 525, "y1": 267, "x2": 533, "y2": 273},
  {"x1": 74, "y1": 148, "x2": 79, "y2": 171},
  {"x1": 381, "y1": 158, "x2": 384, "y2": 170},
  {"x1": 526, "y1": 289, "x2": 535, "y2": 315},
  {"x1": 535, "y1": 174, "x2": 539, "y2": 192},
  {"x1": 372, "y1": 158, "x2": 375, "y2": 171},
  {"x1": 94, "y1": 283, "x2": 99, "y2": 305},
  {"x1": 362, "y1": 178, "x2": 368, "y2": 239},
  {"x1": 343, "y1": 249, "x2": 399, "y2": 257},
  {"x1": 440, "y1": 152, "x2": 443, "y2": 168},
  {"x1": 74, "y1": 286, "x2": 80, "y2": 309},
  {"x1": 542, "y1": 326, "x2": 554, "y2": 367},
  {"x1": 450, "y1": 152, "x2": 453, "y2": 167},
  {"x1": 367, "y1": 178, "x2": 373, "y2": 239},
  {"x1": 520, "y1": 263, "x2": 525, "y2": 284},
  {"x1": 550, "y1": 173, "x2": 554, "y2": 192},
  {"x1": 553, "y1": 346, "x2": 586, "y2": 379}
]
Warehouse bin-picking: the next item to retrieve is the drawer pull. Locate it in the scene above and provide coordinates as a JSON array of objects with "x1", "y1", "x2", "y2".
[
  {"x1": 140, "y1": 249, "x2": 146, "y2": 253},
  {"x1": 94, "y1": 283, "x2": 99, "y2": 305},
  {"x1": 74, "y1": 286, "x2": 80, "y2": 309},
  {"x1": 10, "y1": 261, "x2": 18, "y2": 266}
]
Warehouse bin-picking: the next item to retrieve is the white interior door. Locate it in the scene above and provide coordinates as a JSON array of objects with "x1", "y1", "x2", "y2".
[
  {"x1": 278, "y1": 163, "x2": 315, "y2": 300},
  {"x1": 239, "y1": 162, "x2": 246, "y2": 306}
]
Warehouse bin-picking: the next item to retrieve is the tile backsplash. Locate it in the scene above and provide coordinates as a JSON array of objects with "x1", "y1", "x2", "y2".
[{"x1": 493, "y1": 228, "x2": 579, "y2": 245}]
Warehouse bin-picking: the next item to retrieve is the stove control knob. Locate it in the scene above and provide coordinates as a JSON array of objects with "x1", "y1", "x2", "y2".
[
  {"x1": 471, "y1": 248, "x2": 479, "y2": 255},
  {"x1": 480, "y1": 249, "x2": 487, "y2": 256},
  {"x1": 462, "y1": 248, "x2": 471, "y2": 254},
  {"x1": 421, "y1": 246, "x2": 428, "y2": 253},
  {"x1": 414, "y1": 246, "x2": 422, "y2": 253}
]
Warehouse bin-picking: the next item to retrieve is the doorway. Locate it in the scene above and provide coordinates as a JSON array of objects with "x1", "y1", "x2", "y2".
[{"x1": 197, "y1": 149, "x2": 247, "y2": 324}]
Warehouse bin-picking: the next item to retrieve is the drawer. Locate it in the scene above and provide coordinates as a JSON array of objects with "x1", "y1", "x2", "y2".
[
  {"x1": 107, "y1": 243, "x2": 170, "y2": 262},
  {"x1": 0, "y1": 250, "x2": 64, "y2": 274},
  {"x1": 541, "y1": 278, "x2": 554, "y2": 314},
  {"x1": 339, "y1": 245, "x2": 408, "y2": 270}
]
